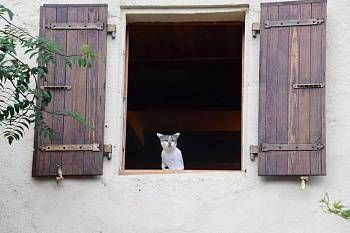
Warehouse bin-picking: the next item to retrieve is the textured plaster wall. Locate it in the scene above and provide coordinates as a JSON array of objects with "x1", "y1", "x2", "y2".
[{"x1": 0, "y1": 0, "x2": 349, "y2": 233}]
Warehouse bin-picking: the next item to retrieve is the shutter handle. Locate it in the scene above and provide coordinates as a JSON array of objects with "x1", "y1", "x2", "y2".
[{"x1": 56, "y1": 165, "x2": 64, "y2": 183}]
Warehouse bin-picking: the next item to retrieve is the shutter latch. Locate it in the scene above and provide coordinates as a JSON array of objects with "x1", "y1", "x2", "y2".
[{"x1": 107, "y1": 24, "x2": 116, "y2": 39}]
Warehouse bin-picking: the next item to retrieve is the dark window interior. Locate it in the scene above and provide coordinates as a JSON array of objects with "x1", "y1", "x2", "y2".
[{"x1": 125, "y1": 22, "x2": 243, "y2": 170}]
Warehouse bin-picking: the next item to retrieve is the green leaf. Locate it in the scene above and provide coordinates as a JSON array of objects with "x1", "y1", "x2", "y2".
[
  {"x1": 0, "y1": 5, "x2": 14, "y2": 20},
  {"x1": 14, "y1": 103, "x2": 19, "y2": 113},
  {"x1": 7, "y1": 106, "x2": 14, "y2": 117},
  {"x1": 7, "y1": 136, "x2": 14, "y2": 144},
  {"x1": 61, "y1": 110, "x2": 95, "y2": 131}
]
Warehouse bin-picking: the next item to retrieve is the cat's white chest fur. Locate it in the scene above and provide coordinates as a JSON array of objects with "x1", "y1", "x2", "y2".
[
  {"x1": 161, "y1": 148, "x2": 184, "y2": 170},
  {"x1": 157, "y1": 133, "x2": 184, "y2": 170}
]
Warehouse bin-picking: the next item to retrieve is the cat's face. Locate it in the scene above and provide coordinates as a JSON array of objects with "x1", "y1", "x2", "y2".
[{"x1": 157, "y1": 133, "x2": 180, "y2": 150}]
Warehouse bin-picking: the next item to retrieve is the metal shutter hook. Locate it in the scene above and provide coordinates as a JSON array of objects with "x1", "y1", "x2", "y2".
[
  {"x1": 56, "y1": 165, "x2": 64, "y2": 183},
  {"x1": 300, "y1": 176, "x2": 309, "y2": 190}
]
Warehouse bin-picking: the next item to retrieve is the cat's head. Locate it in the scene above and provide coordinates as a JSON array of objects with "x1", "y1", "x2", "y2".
[{"x1": 157, "y1": 133, "x2": 180, "y2": 150}]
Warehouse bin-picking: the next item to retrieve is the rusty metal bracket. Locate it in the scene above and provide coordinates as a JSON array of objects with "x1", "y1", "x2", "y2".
[
  {"x1": 40, "y1": 143, "x2": 100, "y2": 152},
  {"x1": 107, "y1": 24, "x2": 116, "y2": 39},
  {"x1": 250, "y1": 145, "x2": 259, "y2": 161},
  {"x1": 103, "y1": 144, "x2": 113, "y2": 160},
  {"x1": 293, "y1": 83, "x2": 325, "y2": 89},
  {"x1": 261, "y1": 143, "x2": 324, "y2": 152},
  {"x1": 252, "y1": 23, "x2": 260, "y2": 38},
  {"x1": 45, "y1": 22, "x2": 104, "y2": 30},
  {"x1": 264, "y1": 18, "x2": 324, "y2": 29},
  {"x1": 40, "y1": 85, "x2": 71, "y2": 90}
]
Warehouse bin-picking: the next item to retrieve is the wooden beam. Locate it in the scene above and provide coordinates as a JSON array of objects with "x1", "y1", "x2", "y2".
[
  {"x1": 127, "y1": 111, "x2": 145, "y2": 145},
  {"x1": 129, "y1": 110, "x2": 241, "y2": 132}
]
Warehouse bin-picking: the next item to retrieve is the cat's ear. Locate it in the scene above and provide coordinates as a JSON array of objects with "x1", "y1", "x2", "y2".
[
  {"x1": 174, "y1": 133, "x2": 180, "y2": 137},
  {"x1": 157, "y1": 133, "x2": 164, "y2": 138}
]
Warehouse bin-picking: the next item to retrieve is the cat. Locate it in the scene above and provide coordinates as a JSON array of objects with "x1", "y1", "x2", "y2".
[{"x1": 157, "y1": 133, "x2": 184, "y2": 170}]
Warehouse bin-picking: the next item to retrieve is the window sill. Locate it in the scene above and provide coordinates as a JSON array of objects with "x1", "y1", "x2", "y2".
[{"x1": 119, "y1": 169, "x2": 243, "y2": 175}]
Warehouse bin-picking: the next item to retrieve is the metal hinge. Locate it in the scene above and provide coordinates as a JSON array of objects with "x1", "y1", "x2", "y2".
[
  {"x1": 107, "y1": 24, "x2": 116, "y2": 39},
  {"x1": 45, "y1": 22, "x2": 104, "y2": 30},
  {"x1": 103, "y1": 144, "x2": 113, "y2": 160},
  {"x1": 40, "y1": 143, "x2": 100, "y2": 152},
  {"x1": 264, "y1": 18, "x2": 324, "y2": 29},
  {"x1": 40, "y1": 81, "x2": 71, "y2": 90},
  {"x1": 293, "y1": 83, "x2": 325, "y2": 89},
  {"x1": 261, "y1": 143, "x2": 324, "y2": 152},
  {"x1": 252, "y1": 23, "x2": 260, "y2": 38},
  {"x1": 40, "y1": 85, "x2": 71, "y2": 90}
]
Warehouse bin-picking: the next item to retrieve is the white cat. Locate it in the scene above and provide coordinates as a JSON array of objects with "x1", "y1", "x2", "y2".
[{"x1": 157, "y1": 133, "x2": 184, "y2": 170}]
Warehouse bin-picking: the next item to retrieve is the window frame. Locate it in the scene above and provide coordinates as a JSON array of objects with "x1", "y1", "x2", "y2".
[{"x1": 119, "y1": 7, "x2": 248, "y2": 175}]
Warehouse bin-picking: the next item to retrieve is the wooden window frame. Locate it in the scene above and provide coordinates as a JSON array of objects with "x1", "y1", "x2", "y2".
[{"x1": 119, "y1": 9, "x2": 247, "y2": 175}]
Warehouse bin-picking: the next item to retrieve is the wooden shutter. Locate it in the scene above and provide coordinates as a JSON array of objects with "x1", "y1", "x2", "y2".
[
  {"x1": 258, "y1": 0, "x2": 326, "y2": 176},
  {"x1": 32, "y1": 4, "x2": 108, "y2": 176}
]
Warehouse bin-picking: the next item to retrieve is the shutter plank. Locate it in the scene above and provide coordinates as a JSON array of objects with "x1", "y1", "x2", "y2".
[
  {"x1": 32, "y1": 7, "x2": 56, "y2": 175},
  {"x1": 49, "y1": 7, "x2": 67, "y2": 176},
  {"x1": 84, "y1": 7, "x2": 100, "y2": 174},
  {"x1": 62, "y1": 7, "x2": 79, "y2": 175},
  {"x1": 310, "y1": 2, "x2": 326, "y2": 174},
  {"x1": 72, "y1": 7, "x2": 89, "y2": 175},
  {"x1": 96, "y1": 6, "x2": 108, "y2": 174},
  {"x1": 276, "y1": 5, "x2": 290, "y2": 175},
  {"x1": 291, "y1": 4, "x2": 312, "y2": 175},
  {"x1": 287, "y1": 4, "x2": 301, "y2": 175},
  {"x1": 258, "y1": 6, "x2": 269, "y2": 175},
  {"x1": 265, "y1": 6, "x2": 279, "y2": 175},
  {"x1": 35, "y1": 7, "x2": 57, "y2": 176},
  {"x1": 320, "y1": 2, "x2": 326, "y2": 175}
]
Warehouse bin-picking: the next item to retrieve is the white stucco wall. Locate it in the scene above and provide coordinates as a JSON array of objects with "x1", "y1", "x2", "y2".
[{"x1": 0, "y1": 0, "x2": 349, "y2": 232}]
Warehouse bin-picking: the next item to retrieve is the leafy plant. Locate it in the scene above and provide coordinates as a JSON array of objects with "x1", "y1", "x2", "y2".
[
  {"x1": 0, "y1": 5, "x2": 95, "y2": 144},
  {"x1": 320, "y1": 193, "x2": 350, "y2": 221}
]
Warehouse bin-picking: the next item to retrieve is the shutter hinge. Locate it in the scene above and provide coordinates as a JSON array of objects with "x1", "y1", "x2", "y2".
[
  {"x1": 103, "y1": 144, "x2": 113, "y2": 160},
  {"x1": 252, "y1": 23, "x2": 260, "y2": 38},
  {"x1": 45, "y1": 22, "x2": 104, "y2": 30},
  {"x1": 293, "y1": 83, "x2": 325, "y2": 89},
  {"x1": 261, "y1": 142, "x2": 324, "y2": 152},
  {"x1": 40, "y1": 85, "x2": 71, "y2": 90},
  {"x1": 40, "y1": 143, "x2": 100, "y2": 152},
  {"x1": 250, "y1": 145, "x2": 259, "y2": 161},
  {"x1": 264, "y1": 18, "x2": 324, "y2": 29},
  {"x1": 107, "y1": 24, "x2": 116, "y2": 39}
]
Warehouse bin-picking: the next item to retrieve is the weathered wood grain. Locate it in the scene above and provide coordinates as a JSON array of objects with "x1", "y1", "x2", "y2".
[
  {"x1": 265, "y1": 5, "x2": 279, "y2": 175},
  {"x1": 276, "y1": 5, "x2": 290, "y2": 175},
  {"x1": 258, "y1": 6, "x2": 269, "y2": 175},
  {"x1": 33, "y1": 5, "x2": 108, "y2": 176},
  {"x1": 310, "y1": 2, "x2": 323, "y2": 174},
  {"x1": 259, "y1": 0, "x2": 326, "y2": 176},
  {"x1": 84, "y1": 7, "x2": 99, "y2": 175},
  {"x1": 49, "y1": 6, "x2": 67, "y2": 176}
]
